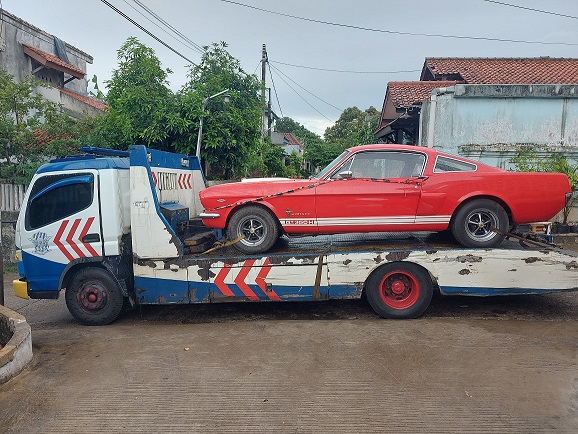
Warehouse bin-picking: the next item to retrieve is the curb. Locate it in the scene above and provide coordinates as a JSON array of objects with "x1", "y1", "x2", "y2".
[{"x1": 0, "y1": 305, "x2": 33, "y2": 384}]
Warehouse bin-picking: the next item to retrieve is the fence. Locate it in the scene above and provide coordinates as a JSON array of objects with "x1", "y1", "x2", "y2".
[{"x1": 0, "y1": 183, "x2": 25, "y2": 212}]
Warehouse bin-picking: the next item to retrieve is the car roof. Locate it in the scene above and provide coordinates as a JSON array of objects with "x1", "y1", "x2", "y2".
[{"x1": 347, "y1": 144, "x2": 437, "y2": 154}]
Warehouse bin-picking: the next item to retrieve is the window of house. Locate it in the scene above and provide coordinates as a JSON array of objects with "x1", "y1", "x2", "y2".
[{"x1": 26, "y1": 173, "x2": 94, "y2": 230}]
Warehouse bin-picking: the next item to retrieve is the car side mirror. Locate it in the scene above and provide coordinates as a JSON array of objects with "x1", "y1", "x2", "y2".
[{"x1": 338, "y1": 171, "x2": 353, "y2": 180}]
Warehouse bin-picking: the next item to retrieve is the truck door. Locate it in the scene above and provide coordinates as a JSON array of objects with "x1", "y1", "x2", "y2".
[{"x1": 18, "y1": 170, "x2": 103, "y2": 293}]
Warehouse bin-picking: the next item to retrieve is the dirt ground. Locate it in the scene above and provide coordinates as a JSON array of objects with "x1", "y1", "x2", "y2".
[{"x1": 1, "y1": 271, "x2": 577, "y2": 433}]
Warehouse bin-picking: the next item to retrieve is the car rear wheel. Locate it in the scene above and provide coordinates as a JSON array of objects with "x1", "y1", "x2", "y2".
[
  {"x1": 365, "y1": 262, "x2": 433, "y2": 319},
  {"x1": 227, "y1": 205, "x2": 279, "y2": 254},
  {"x1": 451, "y1": 199, "x2": 508, "y2": 248}
]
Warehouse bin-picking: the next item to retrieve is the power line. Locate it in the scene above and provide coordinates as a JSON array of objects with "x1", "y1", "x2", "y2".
[
  {"x1": 482, "y1": 0, "x2": 578, "y2": 20},
  {"x1": 269, "y1": 63, "x2": 343, "y2": 112},
  {"x1": 267, "y1": 62, "x2": 283, "y2": 118},
  {"x1": 131, "y1": 0, "x2": 206, "y2": 53},
  {"x1": 119, "y1": 0, "x2": 204, "y2": 55},
  {"x1": 219, "y1": 0, "x2": 578, "y2": 46},
  {"x1": 99, "y1": 0, "x2": 197, "y2": 65},
  {"x1": 268, "y1": 65, "x2": 334, "y2": 123},
  {"x1": 271, "y1": 60, "x2": 420, "y2": 74}
]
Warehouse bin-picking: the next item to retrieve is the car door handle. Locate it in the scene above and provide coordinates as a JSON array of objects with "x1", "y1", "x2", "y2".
[{"x1": 81, "y1": 233, "x2": 101, "y2": 243}]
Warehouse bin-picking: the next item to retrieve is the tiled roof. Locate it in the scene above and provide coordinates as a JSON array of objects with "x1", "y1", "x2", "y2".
[
  {"x1": 283, "y1": 132, "x2": 301, "y2": 147},
  {"x1": 422, "y1": 57, "x2": 578, "y2": 84},
  {"x1": 387, "y1": 81, "x2": 463, "y2": 108},
  {"x1": 23, "y1": 44, "x2": 85, "y2": 79},
  {"x1": 59, "y1": 88, "x2": 107, "y2": 111}
]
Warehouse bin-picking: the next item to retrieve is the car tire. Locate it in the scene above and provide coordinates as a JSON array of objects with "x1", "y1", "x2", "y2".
[
  {"x1": 227, "y1": 205, "x2": 279, "y2": 254},
  {"x1": 365, "y1": 262, "x2": 433, "y2": 319},
  {"x1": 451, "y1": 199, "x2": 508, "y2": 248},
  {"x1": 65, "y1": 268, "x2": 125, "y2": 326}
]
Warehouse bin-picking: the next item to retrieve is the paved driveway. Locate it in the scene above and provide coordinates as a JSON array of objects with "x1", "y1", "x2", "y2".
[{"x1": 1, "y1": 271, "x2": 577, "y2": 433}]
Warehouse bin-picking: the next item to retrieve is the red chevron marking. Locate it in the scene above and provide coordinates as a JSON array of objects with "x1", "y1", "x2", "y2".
[
  {"x1": 256, "y1": 258, "x2": 280, "y2": 301},
  {"x1": 67, "y1": 219, "x2": 85, "y2": 258},
  {"x1": 234, "y1": 260, "x2": 259, "y2": 301},
  {"x1": 80, "y1": 217, "x2": 99, "y2": 257},
  {"x1": 214, "y1": 265, "x2": 234, "y2": 296},
  {"x1": 185, "y1": 173, "x2": 192, "y2": 189},
  {"x1": 54, "y1": 220, "x2": 74, "y2": 261},
  {"x1": 151, "y1": 171, "x2": 157, "y2": 187}
]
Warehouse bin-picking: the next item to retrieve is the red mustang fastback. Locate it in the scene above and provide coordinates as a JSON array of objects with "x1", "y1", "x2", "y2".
[{"x1": 199, "y1": 144, "x2": 571, "y2": 254}]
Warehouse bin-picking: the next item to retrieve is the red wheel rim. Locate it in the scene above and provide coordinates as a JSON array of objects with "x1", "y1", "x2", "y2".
[{"x1": 379, "y1": 270, "x2": 420, "y2": 310}]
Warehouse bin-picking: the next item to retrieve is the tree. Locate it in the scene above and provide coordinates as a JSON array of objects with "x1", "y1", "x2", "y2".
[
  {"x1": 0, "y1": 69, "x2": 79, "y2": 184},
  {"x1": 324, "y1": 106, "x2": 380, "y2": 149},
  {"x1": 177, "y1": 42, "x2": 262, "y2": 178},
  {"x1": 102, "y1": 37, "x2": 184, "y2": 151}
]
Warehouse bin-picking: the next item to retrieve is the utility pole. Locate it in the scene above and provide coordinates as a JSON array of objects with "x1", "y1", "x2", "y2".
[{"x1": 261, "y1": 44, "x2": 272, "y2": 139}]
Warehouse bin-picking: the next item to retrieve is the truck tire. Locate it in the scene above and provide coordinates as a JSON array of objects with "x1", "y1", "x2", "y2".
[
  {"x1": 65, "y1": 268, "x2": 125, "y2": 326},
  {"x1": 227, "y1": 205, "x2": 279, "y2": 254},
  {"x1": 451, "y1": 199, "x2": 508, "y2": 248},
  {"x1": 365, "y1": 262, "x2": 433, "y2": 319}
]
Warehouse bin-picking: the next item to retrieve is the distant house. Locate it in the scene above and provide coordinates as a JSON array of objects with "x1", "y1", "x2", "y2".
[
  {"x1": 0, "y1": 9, "x2": 106, "y2": 117},
  {"x1": 271, "y1": 131, "x2": 312, "y2": 173},
  {"x1": 375, "y1": 57, "x2": 578, "y2": 145}
]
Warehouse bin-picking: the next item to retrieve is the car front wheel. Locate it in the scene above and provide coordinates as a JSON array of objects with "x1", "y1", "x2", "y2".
[
  {"x1": 451, "y1": 199, "x2": 508, "y2": 248},
  {"x1": 227, "y1": 205, "x2": 280, "y2": 254}
]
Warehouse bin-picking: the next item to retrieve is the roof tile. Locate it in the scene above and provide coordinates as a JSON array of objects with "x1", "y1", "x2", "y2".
[
  {"x1": 423, "y1": 57, "x2": 578, "y2": 84},
  {"x1": 387, "y1": 81, "x2": 463, "y2": 108},
  {"x1": 22, "y1": 44, "x2": 85, "y2": 78}
]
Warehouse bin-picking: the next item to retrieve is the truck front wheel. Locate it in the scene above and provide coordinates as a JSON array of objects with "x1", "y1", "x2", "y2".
[
  {"x1": 365, "y1": 262, "x2": 433, "y2": 319},
  {"x1": 65, "y1": 268, "x2": 125, "y2": 326}
]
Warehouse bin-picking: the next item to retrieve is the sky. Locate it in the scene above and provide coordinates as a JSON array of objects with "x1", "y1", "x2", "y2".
[{"x1": 3, "y1": 0, "x2": 578, "y2": 136}]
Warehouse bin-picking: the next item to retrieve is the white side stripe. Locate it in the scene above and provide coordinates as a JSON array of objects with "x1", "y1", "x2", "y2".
[{"x1": 280, "y1": 216, "x2": 452, "y2": 227}]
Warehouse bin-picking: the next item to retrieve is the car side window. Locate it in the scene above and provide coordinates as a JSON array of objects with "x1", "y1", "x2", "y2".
[
  {"x1": 332, "y1": 151, "x2": 425, "y2": 179},
  {"x1": 26, "y1": 173, "x2": 94, "y2": 230},
  {"x1": 434, "y1": 156, "x2": 477, "y2": 172}
]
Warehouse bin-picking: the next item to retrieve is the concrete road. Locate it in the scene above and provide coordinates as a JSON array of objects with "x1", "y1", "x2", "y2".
[{"x1": 1, "y1": 271, "x2": 577, "y2": 433}]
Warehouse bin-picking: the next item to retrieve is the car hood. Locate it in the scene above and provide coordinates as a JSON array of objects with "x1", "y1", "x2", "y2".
[{"x1": 199, "y1": 178, "x2": 315, "y2": 209}]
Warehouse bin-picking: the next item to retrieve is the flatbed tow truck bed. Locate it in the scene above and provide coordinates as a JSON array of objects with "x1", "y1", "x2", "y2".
[{"x1": 132, "y1": 232, "x2": 578, "y2": 315}]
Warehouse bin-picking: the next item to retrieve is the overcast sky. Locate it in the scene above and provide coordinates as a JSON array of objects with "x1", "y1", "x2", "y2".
[{"x1": 4, "y1": 0, "x2": 578, "y2": 135}]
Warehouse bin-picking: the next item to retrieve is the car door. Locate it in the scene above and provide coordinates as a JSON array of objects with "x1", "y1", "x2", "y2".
[
  {"x1": 18, "y1": 170, "x2": 103, "y2": 292},
  {"x1": 314, "y1": 150, "x2": 426, "y2": 233}
]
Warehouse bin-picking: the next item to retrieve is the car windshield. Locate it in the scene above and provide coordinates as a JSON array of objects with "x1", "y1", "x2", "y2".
[{"x1": 311, "y1": 150, "x2": 350, "y2": 180}]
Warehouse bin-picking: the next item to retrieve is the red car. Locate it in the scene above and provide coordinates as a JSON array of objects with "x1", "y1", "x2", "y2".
[{"x1": 199, "y1": 144, "x2": 571, "y2": 254}]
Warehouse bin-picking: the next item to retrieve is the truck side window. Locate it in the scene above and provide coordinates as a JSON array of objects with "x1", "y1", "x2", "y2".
[{"x1": 26, "y1": 174, "x2": 94, "y2": 230}]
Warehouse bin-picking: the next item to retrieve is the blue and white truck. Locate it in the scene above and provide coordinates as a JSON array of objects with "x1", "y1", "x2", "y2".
[{"x1": 12, "y1": 146, "x2": 578, "y2": 325}]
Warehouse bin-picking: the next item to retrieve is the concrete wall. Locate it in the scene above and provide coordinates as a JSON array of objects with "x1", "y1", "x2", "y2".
[
  {"x1": 0, "y1": 10, "x2": 94, "y2": 109},
  {"x1": 418, "y1": 84, "x2": 578, "y2": 169},
  {"x1": 1, "y1": 211, "x2": 18, "y2": 268}
]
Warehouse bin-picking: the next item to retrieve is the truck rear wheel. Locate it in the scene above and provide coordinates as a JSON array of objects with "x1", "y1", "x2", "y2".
[
  {"x1": 365, "y1": 262, "x2": 433, "y2": 319},
  {"x1": 65, "y1": 268, "x2": 125, "y2": 326}
]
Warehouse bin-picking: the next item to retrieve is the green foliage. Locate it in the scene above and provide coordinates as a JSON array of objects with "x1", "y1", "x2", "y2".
[
  {"x1": 511, "y1": 147, "x2": 578, "y2": 223},
  {"x1": 324, "y1": 106, "x2": 380, "y2": 149},
  {"x1": 103, "y1": 37, "x2": 184, "y2": 151},
  {"x1": 0, "y1": 69, "x2": 80, "y2": 184},
  {"x1": 177, "y1": 42, "x2": 262, "y2": 179},
  {"x1": 303, "y1": 141, "x2": 343, "y2": 170},
  {"x1": 262, "y1": 143, "x2": 288, "y2": 177}
]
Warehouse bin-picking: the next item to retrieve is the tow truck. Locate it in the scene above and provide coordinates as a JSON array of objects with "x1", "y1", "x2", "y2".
[{"x1": 12, "y1": 146, "x2": 578, "y2": 325}]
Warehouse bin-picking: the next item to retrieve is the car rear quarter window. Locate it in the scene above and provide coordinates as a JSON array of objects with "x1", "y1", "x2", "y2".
[
  {"x1": 434, "y1": 156, "x2": 477, "y2": 173},
  {"x1": 26, "y1": 173, "x2": 94, "y2": 230}
]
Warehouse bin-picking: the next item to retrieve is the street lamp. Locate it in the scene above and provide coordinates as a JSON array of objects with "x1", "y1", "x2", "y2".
[{"x1": 195, "y1": 88, "x2": 231, "y2": 159}]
